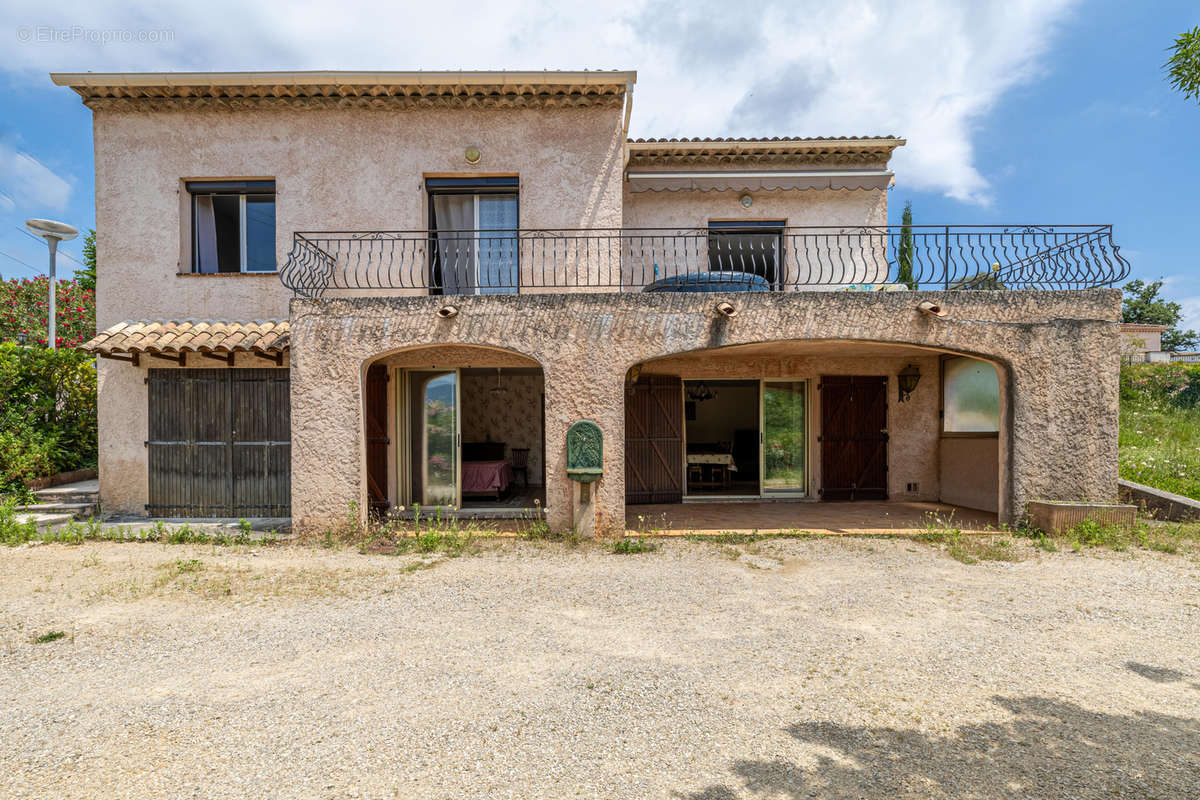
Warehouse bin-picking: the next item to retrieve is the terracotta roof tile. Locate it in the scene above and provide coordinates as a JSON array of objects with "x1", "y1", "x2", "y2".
[{"x1": 81, "y1": 320, "x2": 290, "y2": 356}]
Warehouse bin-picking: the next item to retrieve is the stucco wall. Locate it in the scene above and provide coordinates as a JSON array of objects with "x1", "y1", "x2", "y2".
[
  {"x1": 91, "y1": 103, "x2": 626, "y2": 329},
  {"x1": 288, "y1": 289, "x2": 1120, "y2": 534},
  {"x1": 621, "y1": 186, "x2": 889, "y2": 287},
  {"x1": 939, "y1": 437, "x2": 1001, "y2": 513}
]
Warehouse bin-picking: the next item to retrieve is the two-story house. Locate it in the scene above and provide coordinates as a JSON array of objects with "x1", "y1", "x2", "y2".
[{"x1": 60, "y1": 70, "x2": 1127, "y2": 535}]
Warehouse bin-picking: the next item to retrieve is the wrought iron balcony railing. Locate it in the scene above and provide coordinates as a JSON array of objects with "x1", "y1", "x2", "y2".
[{"x1": 279, "y1": 224, "x2": 1129, "y2": 299}]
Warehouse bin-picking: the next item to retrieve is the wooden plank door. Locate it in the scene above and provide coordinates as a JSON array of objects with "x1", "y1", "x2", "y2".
[
  {"x1": 625, "y1": 375, "x2": 684, "y2": 504},
  {"x1": 147, "y1": 368, "x2": 290, "y2": 517},
  {"x1": 364, "y1": 364, "x2": 390, "y2": 516},
  {"x1": 819, "y1": 375, "x2": 888, "y2": 501}
]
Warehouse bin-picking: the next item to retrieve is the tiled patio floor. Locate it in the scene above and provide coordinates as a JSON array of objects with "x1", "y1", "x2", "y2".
[{"x1": 626, "y1": 500, "x2": 999, "y2": 535}]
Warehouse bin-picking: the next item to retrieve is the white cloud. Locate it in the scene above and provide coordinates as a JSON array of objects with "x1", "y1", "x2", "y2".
[
  {"x1": 0, "y1": 141, "x2": 72, "y2": 210},
  {"x1": 0, "y1": 0, "x2": 1076, "y2": 204}
]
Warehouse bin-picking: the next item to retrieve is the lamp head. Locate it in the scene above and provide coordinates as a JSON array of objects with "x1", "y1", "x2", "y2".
[{"x1": 25, "y1": 218, "x2": 78, "y2": 242}]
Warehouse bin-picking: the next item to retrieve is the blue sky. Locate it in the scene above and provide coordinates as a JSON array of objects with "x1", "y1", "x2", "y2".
[{"x1": 0, "y1": 0, "x2": 1197, "y2": 325}]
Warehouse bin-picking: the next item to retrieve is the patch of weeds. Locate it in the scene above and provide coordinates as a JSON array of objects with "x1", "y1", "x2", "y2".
[
  {"x1": 610, "y1": 536, "x2": 659, "y2": 555},
  {"x1": 0, "y1": 498, "x2": 37, "y2": 546},
  {"x1": 400, "y1": 559, "x2": 439, "y2": 574},
  {"x1": 33, "y1": 630, "x2": 66, "y2": 644},
  {"x1": 630, "y1": 512, "x2": 668, "y2": 537},
  {"x1": 685, "y1": 531, "x2": 765, "y2": 545},
  {"x1": 389, "y1": 506, "x2": 478, "y2": 557},
  {"x1": 1016, "y1": 517, "x2": 1200, "y2": 555},
  {"x1": 918, "y1": 515, "x2": 1021, "y2": 565}
]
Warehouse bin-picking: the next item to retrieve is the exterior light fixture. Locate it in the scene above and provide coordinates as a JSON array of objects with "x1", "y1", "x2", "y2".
[
  {"x1": 917, "y1": 300, "x2": 946, "y2": 318},
  {"x1": 16, "y1": 332, "x2": 28, "y2": 346},
  {"x1": 464, "y1": 145, "x2": 481, "y2": 164},
  {"x1": 436, "y1": 304, "x2": 459, "y2": 319},
  {"x1": 898, "y1": 364, "x2": 921, "y2": 402},
  {"x1": 715, "y1": 301, "x2": 737, "y2": 317},
  {"x1": 739, "y1": 193, "x2": 753, "y2": 208},
  {"x1": 24, "y1": 218, "x2": 79, "y2": 350}
]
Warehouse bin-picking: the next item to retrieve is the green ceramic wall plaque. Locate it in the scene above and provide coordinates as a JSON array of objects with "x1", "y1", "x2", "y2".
[{"x1": 566, "y1": 420, "x2": 603, "y2": 483}]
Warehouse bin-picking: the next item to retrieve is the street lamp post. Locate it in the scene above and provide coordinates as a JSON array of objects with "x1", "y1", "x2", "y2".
[{"x1": 24, "y1": 218, "x2": 79, "y2": 350}]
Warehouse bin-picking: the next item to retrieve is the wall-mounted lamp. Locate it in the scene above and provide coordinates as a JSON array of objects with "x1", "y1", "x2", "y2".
[
  {"x1": 739, "y1": 193, "x2": 753, "y2": 208},
  {"x1": 436, "y1": 305, "x2": 459, "y2": 319},
  {"x1": 917, "y1": 300, "x2": 946, "y2": 318},
  {"x1": 898, "y1": 363, "x2": 921, "y2": 402},
  {"x1": 464, "y1": 145, "x2": 481, "y2": 164},
  {"x1": 715, "y1": 301, "x2": 737, "y2": 318}
]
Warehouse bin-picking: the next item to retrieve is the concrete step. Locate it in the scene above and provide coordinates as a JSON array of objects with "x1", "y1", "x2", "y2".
[
  {"x1": 33, "y1": 479, "x2": 99, "y2": 506},
  {"x1": 15, "y1": 511, "x2": 78, "y2": 531},
  {"x1": 14, "y1": 501, "x2": 97, "y2": 518}
]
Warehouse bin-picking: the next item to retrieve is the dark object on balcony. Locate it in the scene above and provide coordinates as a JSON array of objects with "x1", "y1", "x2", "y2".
[{"x1": 643, "y1": 272, "x2": 772, "y2": 293}]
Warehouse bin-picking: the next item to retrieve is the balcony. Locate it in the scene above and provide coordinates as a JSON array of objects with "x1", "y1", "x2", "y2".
[{"x1": 279, "y1": 225, "x2": 1129, "y2": 299}]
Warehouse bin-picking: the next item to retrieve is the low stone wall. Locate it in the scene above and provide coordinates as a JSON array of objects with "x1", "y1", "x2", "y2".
[
  {"x1": 288, "y1": 289, "x2": 1121, "y2": 535},
  {"x1": 1119, "y1": 479, "x2": 1200, "y2": 522}
]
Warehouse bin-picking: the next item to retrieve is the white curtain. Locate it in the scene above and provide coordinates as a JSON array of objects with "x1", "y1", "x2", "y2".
[
  {"x1": 477, "y1": 195, "x2": 518, "y2": 294},
  {"x1": 194, "y1": 195, "x2": 219, "y2": 273},
  {"x1": 433, "y1": 195, "x2": 475, "y2": 294}
]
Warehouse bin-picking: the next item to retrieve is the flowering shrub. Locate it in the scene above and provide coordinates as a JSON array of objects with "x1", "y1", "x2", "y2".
[
  {"x1": 0, "y1": 276, "x2": 96, "y2": 348},
  {"x1": 0, "y1": 344, "x2": 97, "y2": 494}
]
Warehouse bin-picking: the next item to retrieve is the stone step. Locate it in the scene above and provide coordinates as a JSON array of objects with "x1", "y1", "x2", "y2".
[
  {"x1": 14, "y1": 501, "x2": 97, "y2": 518},
  {"x1": 15, "y1": 511, "x2": 78, "y2": 531},
  {"x1": 33, "y1": 479, "x2": 99, "y2": 505}
]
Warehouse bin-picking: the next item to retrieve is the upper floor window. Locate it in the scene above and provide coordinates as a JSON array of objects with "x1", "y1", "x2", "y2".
[
  {"x1": 189, "y1": 180, "x2": 276, "y2": 273},
  {"x1": 707, "y1": 220, "x2": 784, "y2": 287},
  {"x1": 427, "y1": 177, "x2": 518, "y2": 295},
  {"x1": 942, "y1": 356, "x2": 1000, "y2": 433}
]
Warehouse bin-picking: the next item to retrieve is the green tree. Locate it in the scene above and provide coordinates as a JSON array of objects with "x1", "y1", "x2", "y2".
[
  {"x1": 1122, "y1": 279, "x2": 1199, "y2": 352},
  {"x1": 897, "y1": 200, "x2": 917, "y2": 289},
  {"x1": 76, "y1": 229, "x2": 96, "y2": 292},
  {"x1": 1167, "y1": 27, "x2": 1200, "y2": 102}
]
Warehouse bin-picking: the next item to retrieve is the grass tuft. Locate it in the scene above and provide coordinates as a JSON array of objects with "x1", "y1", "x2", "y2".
[{"x1": 609, "y1": 536, "x2": 659, "y2": 554}]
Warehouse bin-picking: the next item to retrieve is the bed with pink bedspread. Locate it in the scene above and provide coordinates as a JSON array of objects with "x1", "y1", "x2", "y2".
[{"x1": 461, "y1": 459, "x2": 514, "y2": 499}]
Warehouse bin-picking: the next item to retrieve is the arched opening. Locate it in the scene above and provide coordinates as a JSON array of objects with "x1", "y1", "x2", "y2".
[
  {"x1": 624, "y1": 339, "x2": 1006, "y2": 532},
  {"x1": 362, "y1": 345, "x2": 546, "y2": 517}
]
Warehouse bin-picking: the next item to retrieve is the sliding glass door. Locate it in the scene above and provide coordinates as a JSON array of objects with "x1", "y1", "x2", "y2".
[
  {"x1": 429, "y1": 183, "x2": 518, "y2": 294},
  {"x1": 403, "y1": 370, "x2": 461, "y2": 507},
  {"x1": 761, "y1": 380, "x2": 807, "y2": 496}
]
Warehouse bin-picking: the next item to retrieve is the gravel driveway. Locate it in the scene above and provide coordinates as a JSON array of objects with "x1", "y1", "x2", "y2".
[{"x1": 1, "y1": 537, "x2": 1198, "y2": 799}]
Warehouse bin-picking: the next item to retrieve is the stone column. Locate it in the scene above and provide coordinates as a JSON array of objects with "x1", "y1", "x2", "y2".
[
  {"x1": 540, "y1": 364, "x2": 627, "y2": 536},
  {"x1": 289, "y1": 332, "x2": 364, "y2": 533}
]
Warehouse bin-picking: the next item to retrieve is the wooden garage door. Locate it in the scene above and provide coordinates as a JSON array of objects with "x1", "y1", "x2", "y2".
[
  {"x1": 819, "y1": 375, "x2": 888, "y2": 502},
  {"x1": 147, "y1": 368, "x2": 290, "y2": 517},
  {"x1": 625, "y1": 375, "x2": 684, "y2": 504}
]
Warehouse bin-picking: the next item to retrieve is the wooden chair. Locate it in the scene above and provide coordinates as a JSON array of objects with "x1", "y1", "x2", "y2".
[{"x1": 509, "y1": 448, "x2": 531, "y2": 490}]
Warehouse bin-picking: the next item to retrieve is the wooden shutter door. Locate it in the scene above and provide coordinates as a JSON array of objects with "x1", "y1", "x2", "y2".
[
  {"x1": 820, "y1": 375, "x2": 888, "y2": 501},
  {"x1": 625, "y1": 375, "x2": 684, "y2": 504},
  {"x1": 364, "y1": 364, "x2": 390, "y2": 516},
  {"x1": 148, "y1": 368, "x2": 290, "y2": 517},
  {"x1": 231, "y1": 369, "x2": 292, "y2": 517}
]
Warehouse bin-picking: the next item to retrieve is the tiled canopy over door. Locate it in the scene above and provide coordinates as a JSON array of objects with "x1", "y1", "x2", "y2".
[
  {"x1": 625, "y1": 375, "x2": 684, "y2": 504},
  {"x1": 819, "y1": 375, "x2": 888, "y2": 502}
]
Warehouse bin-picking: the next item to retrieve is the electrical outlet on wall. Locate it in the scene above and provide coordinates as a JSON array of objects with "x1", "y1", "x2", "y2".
[{"x1": 906, "y1": 482, "x2": 919, "y2": 493}]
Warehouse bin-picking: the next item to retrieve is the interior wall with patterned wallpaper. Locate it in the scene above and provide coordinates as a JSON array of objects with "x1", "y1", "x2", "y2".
[{"x1": 460, "y1": 371, "x2": 545, "y2": 485}]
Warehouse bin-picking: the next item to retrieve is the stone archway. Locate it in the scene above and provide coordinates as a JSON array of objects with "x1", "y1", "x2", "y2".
[{"x1": 288, "y1": 290, "x2": 1118, "y2": 534}]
